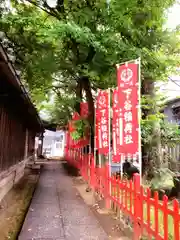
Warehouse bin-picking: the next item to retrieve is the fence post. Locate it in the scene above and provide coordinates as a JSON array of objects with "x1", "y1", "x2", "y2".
[
  {"x1": 173, "y1": 199, "x2": 180, "y2": 240},
  {"x1": 133, "y1": 174, "x2": 141, "y2": 240},
  {"x1": 90, "y1": 155, "x2": 95, "y2": 189},
  {"x1": 105, "y1": 163, "x2": 111, "y2": 209}
]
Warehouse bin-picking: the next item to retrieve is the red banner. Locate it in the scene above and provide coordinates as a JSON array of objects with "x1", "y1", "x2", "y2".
[
  {"x1": 65, "y1": 130, "x2": 70, "y2": 151},
  {"x1": 72, "y1": 112, "x2": 80, "y2": 120},
  {"x1": 95, "y1": 103, "x2": 99, "y2": 149},
  {"x1": 112, "y1": 89, "x2": 121, "y2": 162},
  {"x1": 80, "y1": 102, "x2": 88, "y2": 118},
  {"x1": 69, "y1": 111, "x2": 90, "y2": 149},
  {"x1": 117, "y1": 63, "x2": 139, "y2": 157},
  {"x1": 68, "y1": 121, "x2": 74, "y2": 147},
  {"x1": 96, "y1": 90, "x2": 110, "y2": 155}
]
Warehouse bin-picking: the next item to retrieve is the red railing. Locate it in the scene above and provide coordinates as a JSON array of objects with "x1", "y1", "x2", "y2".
[{"x1": 65, "y1": 147, "x2": 180, "y2": 240}]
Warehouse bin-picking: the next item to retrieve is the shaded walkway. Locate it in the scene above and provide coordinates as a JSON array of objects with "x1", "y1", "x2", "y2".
[{"x1": 19, "y1": 162, "x2": 108, "y2": 240}]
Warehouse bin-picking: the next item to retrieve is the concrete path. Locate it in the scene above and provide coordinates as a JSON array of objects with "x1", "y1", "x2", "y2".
[{"x1": 19, "y1": 162, "x2": 109, "y2": 240}]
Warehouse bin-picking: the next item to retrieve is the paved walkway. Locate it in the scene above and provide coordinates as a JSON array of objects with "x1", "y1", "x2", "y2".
[{"x1": 19, "y1": 162, "x2": 108, "y2": 240}]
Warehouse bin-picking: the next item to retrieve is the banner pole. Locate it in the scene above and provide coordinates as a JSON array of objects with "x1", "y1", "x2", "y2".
[
  {"x1": 137, "y1": 57, "x2": 142, "y2": 184},
  {"x1": 94, "y1": 96, "x2": 97, "y2": 167},
  {"x1": 97, "y1": 90, "x2": 102, "y2": 169},
  {"x1": 116, "y1": 58, "x2": 138, "y2": 68},
  {"x1": 89, "y1": 126, "x2": 91, "y2": 184},
  {"x1": 108, "y1": 88, "x2": 111, "y2": 208}
]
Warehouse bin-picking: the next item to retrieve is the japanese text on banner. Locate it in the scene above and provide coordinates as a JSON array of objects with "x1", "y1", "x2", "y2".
[
  {"x1": 80, "y1": 102, "x2": 89, "y2": 118},
  {"x1": 112, "y1": 89, "x2": 121, "y2": 162},
  {"x1": 117, "y1": 63, "x2": 139, "y2": 156},
  {"x1": 96, "y1": 90, "x2": 110, "y2": 155},
  {"x1": 95, "y1": 104, "x2": 99, "y2": 149}
]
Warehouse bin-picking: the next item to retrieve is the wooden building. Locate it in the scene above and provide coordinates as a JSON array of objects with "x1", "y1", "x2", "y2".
[
  {"x1": 43, "y1": 130, "x2": 65, "y2": 158},
  {"x1": 0, "y1": 44, "x2": 43, "y2": 201},
  {"x1": 163, "y1": 98, "x2": 180, "y2": 126}
]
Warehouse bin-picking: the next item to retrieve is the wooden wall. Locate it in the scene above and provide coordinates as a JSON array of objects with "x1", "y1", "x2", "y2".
[{"x1": 0, "y1": 103, "x2": 35, "y2": 171}]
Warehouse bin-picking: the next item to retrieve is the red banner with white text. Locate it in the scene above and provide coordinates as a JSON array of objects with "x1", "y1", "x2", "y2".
[
  {"x1": 69, "y1": 110, "x2": 90, "y2": 148},
  {"x1": 95, "y1": 104, "x2": 99, "y2": 149},
  {"x1": 112, "y1": 89, "x2": 121, "y2": 162},
  {"x1": 80, "y1": 102, "x2": 89, "y2": 118},
  {"x1": 117, "y1": 63, "x2": 139, "y2": 158},
  {"x1": 96, "y1": 90, "x2": 110, "y2": 155}
]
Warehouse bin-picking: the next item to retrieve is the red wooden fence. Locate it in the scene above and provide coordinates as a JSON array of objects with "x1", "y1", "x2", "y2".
[{"x1": 65, "y1": 147, "x2": 180, "y2": 240}]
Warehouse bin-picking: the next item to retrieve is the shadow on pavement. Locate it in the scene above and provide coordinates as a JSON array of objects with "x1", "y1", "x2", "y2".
[{"x1": 62, "y1": 161, "x2": 80, "y2": 177}]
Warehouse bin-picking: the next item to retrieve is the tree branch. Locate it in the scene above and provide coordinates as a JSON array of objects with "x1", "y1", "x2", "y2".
[{"x1": 25, "y1": 0, "x2": 61, "y2": 19}]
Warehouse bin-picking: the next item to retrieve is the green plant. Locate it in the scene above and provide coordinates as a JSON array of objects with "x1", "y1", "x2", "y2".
[
  {"x1": 150, "y1": 168, "x2": 175, "y2": 190},
  {"x1": 70, "y1": 119, "x2": 89, "y2": 140}
]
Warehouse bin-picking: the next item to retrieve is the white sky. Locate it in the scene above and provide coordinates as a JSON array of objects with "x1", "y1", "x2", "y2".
[
  {"x1": 160, "y1": 3, "x2": 180, "y2": 100},
  {"x1": 166, "y1": 3, "x2": 180, "y2": 29},
  {"x1": 46, "y1": 0, "x2": 180, "y2": 29}
]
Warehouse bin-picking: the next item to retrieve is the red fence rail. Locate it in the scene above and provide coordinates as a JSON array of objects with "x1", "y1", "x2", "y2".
[{"x1": 65, "y1": 147, "x2": 180, "y2": 240}]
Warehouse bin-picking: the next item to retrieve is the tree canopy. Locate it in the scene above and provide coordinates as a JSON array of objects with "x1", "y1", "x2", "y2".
[{"x1": 0, "y1": 0, "x2": 179, "y2": 138}]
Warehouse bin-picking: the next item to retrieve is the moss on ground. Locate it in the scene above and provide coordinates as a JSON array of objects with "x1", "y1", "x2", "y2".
[{"x1": 0, "y1": 171, "x2": 39, "y2": 240}]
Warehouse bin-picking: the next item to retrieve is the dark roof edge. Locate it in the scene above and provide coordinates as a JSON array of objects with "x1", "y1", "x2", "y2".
[
  {"x1": 0, "y1": 43, "x2": 43, "y2": 130},
  {"x1": 42, "y1": 120, "x2": 57, "y2": 132}
]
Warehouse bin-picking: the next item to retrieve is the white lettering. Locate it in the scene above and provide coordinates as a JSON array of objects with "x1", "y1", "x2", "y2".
[
  {"x1": 102, "y1": 141, "x2": 108, "y2": 147},
  {"x1": 124, "y1": 112, "x2": 132, "y2": 122},
  {"x1": 100, "y1": 109, "x2": 106, "y2": 116},
  {"x1": 123, "y1": 89, "x2": 132, "y2": 99},
  {"x1": 124, "y1": 100, "x2": 132, "y2": 111},
  {"x1": 101, "y1": 117, "x2": 107, "y2": 124},
  {"x1": 124, "y1": 135, "x2": 133, "y2": 144},
  {"x1": 124, "y1": 123, "x2": 132, "y2": 134},
  {"x1": 99, "y1": 95, "x2": 106, "y2": 106},
  {"x1": 102, "y1": 132, "x2": 108, "y2": 140},
  {"x1": 101, "y1": 125, "x2": 107, "y2": 132},
  {"x1": 121, "y1": 68, "x2": 133, "y2": 83}
]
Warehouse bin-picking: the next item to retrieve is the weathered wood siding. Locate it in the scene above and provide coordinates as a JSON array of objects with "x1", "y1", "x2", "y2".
[
  {"x1": 27, "y1": 130, "x2": 36, "y2": 156},
  {"x1": 0, "y1": 103, "x2": 26, "y2": 170}
]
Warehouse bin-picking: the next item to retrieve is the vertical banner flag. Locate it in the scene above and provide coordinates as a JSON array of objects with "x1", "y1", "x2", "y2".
[
  {"x1": 112, "y1": 89, "x2": 121, "y2": 162},
  {"x1": 72, "y1": 112, "x2": 80, "y2": 120},
  {"x1": 80, "y1": 102, "x2": 90, "y2": 147},
  {"x1": 70, "y1": 110, "x2": 90, "y2": 148},
  {"x1": 117, "y1": 62, "x2": 140, "y2": 160},
  {"x1": 65, "y1": 130, "x2": 69, "y2": 153},
  {"x1": 94, "y1": 100, "x2": 99, "y2": 149},
  {"x1": 68, "y1": 120, "x2": 74, "y2": 147},
  {"x1": 70, "y1": 112, "x2": 81, "y2": 148},
  {"x1": 80, "y1": 102, "x2": 89, "y2": 118},
  {"x1": 96, "y1": 90, "x2": 110, "y2": 155},
  {"x1": 72, "y1": 113, "x2": 79, "y2": 147}
]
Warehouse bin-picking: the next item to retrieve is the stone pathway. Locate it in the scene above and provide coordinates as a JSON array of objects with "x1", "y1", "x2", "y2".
[{"x1": 19, "y1": 161, "x2": 109, "y2": 240}]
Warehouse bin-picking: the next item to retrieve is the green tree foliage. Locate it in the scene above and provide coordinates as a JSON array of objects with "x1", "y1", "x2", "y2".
[
  {"x1": 1, "y1": 1, "x2": 179, "y2": 104},
  {"x1": 0, "y1": 0, "x2": 180, "y2": 164},
  {"x1": 47, "y1": 93, "x2": 78, "y2": 126},
  {"x1": 71, "y1": 119, "x2": 89, "y2": 140}
]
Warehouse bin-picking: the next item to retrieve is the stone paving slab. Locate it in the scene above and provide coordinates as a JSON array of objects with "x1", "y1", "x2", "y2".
[
  {"x1": 31, "y1": 194, "x2": 59, "y2": 204},
  {"x1": 21, "y1": 238, "x2": 64, "y2": 240},
  {"x1": 19, "y1": 162, "x2": 108, "y2": 240},
  {"x1": 64, "y1": 224, "x2": 109, "y2": 240},
  {"x1": 27, "y1": 203, "x2": 60, "y2": 218},
  {"x1": 19, "y1": 216, "x2": 64, "y2": 239}
]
